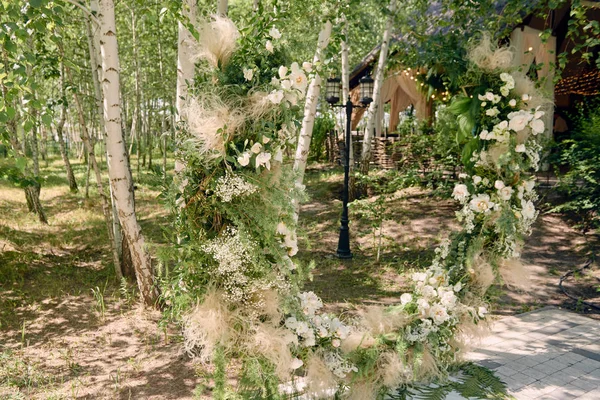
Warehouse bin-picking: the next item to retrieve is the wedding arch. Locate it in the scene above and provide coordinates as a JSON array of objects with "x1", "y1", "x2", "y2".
[{"x1": 164, "y1": 14, "x2": 549, "y2": 399}]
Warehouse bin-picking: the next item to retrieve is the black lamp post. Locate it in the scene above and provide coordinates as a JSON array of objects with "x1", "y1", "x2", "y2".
[{"x1": 325, "y1": 74, "x2": 373, "y2": 259}]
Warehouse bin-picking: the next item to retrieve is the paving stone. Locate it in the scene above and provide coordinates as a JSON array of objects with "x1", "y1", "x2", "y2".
[
  {"x1": 572, "y1": 348, "x2": 600, "y2": 363},
  {"x1": 572, "y1": 360, "x2": 600, "y2": 374},
  {"x1": 495, "y1": 365, "x2": 519, "y2": 377},
  {"x1": 522, "y1": 368, "x2": 548, "y2": 380},
  {"x1": 570, "y1": 377, "x2": 599, "y2": 392}
]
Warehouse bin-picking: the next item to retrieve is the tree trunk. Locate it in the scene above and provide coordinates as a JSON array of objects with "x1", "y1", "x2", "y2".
[
  {"x1": 360, "y1": 0, "x2": 396, "y2": 175},
  {"x1": 293, "y1": 21, "x2": 332, "y2": 189},
  {"x1": 98, "y1": 0, "x2": 158, "y2": 306},
  {"x1": 217, "y1": 0, "x2": 228, "y2": 16},
  {"x1": 58, "y1": 61, "x2": 79, "y2": 193},
  {"x1": 66, "y1": 65, "x2": 123, "y2": 281}
]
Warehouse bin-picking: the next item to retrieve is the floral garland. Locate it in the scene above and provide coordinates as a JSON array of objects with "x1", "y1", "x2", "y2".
[{"x1": 167, "y1": 16, "x2": 547, "y2": 400}]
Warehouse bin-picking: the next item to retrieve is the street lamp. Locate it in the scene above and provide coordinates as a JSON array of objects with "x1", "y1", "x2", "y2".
[{"x1": 325, "y1": 74, "x2": 373, "y2": 259}]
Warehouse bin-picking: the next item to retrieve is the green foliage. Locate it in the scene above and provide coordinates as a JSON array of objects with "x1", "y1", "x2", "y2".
[
  {"x1": 388, "y1": 363, "x2": 509, "y2": 400},
  {"x1": 550, "y1": 99, "x2": 600, "y2": 232},
  {"x1": 309, "y1": 112, "x2": 336, "y2": 162}
]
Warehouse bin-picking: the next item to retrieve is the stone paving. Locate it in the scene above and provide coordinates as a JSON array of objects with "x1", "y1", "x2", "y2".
[{"x1": 466, "y1": 307, "x2": 600, "y2": 399}]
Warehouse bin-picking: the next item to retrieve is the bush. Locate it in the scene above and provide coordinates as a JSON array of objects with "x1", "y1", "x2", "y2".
[{"x1": 551, "y1": 99, "x2": 600, "y2": 232}]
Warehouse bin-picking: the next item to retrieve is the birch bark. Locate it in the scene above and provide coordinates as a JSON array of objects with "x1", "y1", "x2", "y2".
[
  {"x1": 293, "y1": 21, "x2": 332, "y2": 188},
  {"x1": 360, "y1": 0, "x2": 396, "y2": 175},
  {"x1": 99, "y1": 0, "x2": 157, "y2": 305}
]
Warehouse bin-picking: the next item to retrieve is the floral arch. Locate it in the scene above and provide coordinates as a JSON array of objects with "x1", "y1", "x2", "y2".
[{"x1": 163, "y1": 15, "x2": 549, "y2": 400}]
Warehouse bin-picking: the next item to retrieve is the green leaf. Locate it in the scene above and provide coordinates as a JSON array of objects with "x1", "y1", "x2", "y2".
[
  {"x1": 15, "y1": 156, "x2": 27, "y2": 171},
  {"x1": 29, "y1": 0, "x2": 42, "y2": 7},
  {"x1": 6, "y1": 106, "x2": 15, "y2": 120},
  {"x1": 41, "y1": 113, "x2": 52, "y2": 126}
]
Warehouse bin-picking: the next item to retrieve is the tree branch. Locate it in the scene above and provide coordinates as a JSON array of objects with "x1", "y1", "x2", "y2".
[{"x1": 59, "y1": 0, "x2": 101, "y2": 26}]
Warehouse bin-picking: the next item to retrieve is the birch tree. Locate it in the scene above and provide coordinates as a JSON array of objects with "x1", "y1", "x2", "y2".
[
  {"x1": 176, "y1": 0, "x2": 197, "y2": 123},
  {"x1": 217, "y1": 0, "x2": 228, "y2": 16},
  {"x1": 57, "y1": 60, "x2": 78, "y2": 193},
  {"x1": 360, "y1": 0, "x2": 396, "y2": 175},
  {"x1": 293, "y1": 20, "x2": 332, "y2": 188},
  {"x1": 98, "y1": 0, "x2": 158, "y2": 306}
]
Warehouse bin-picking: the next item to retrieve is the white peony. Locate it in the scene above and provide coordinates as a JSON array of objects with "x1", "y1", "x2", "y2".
[
  {"x1": 494, "y1": 180, "x2": 505, "y2": 190},
  {"x1": 508, "y1": 110, "x2": 533, "y2": 132},
  {"x1": 509, "y1": 99, "x2": 517, "y2": 107},
  {"x1": 469, "y1": 194, "x2": 494, "y2": 213},
  {"x1": 265, "y1": 40, "x2": 274, "y2": 53},
  {"x1": 243, "y1": 68, "x2": 253, "y2": 81},
  {"x1": 267, "y1": 89, "x2": 284, "y2": 104},
  {"x1": 302, "y1": 61, "x2": 312, "y2": 72},
  {"x1": 256, "y1": 151, "x2": 272, "y2": 170},
  {"x1": 486, "y1": 107, "x2": 500, "y2": 117},
  {"x1": 400, "y1": 293, "x2": 413, "y2": 305},
  {"x1": 515, "y1": 144, "x2": 526, "y2": 153},
  {"x1": 269, "y1": 27, "x2": 282, "y2": 39},
  {"x1": 485, "y1": 92, "x2": 495, "y2": 101},
  {"x1": 289, "y1": 62, "x2": 308, "y2": 92},
  {"x1": 237, "y1": 152, "x2": 251, "y2": 166},
  {"x1": 430, "y1": 304, "x2": 450, "y2": 325},
  {"x1": 452, "y1": 184, "x2": 470, "y2": 203}
]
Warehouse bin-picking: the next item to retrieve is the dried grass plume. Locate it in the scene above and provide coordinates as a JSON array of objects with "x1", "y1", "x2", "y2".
[
  {"x1": 193, "y1": 16, "x2": 239, "y2": 69},
  {"x1": 305, "y1": 353, "x2": 338, "y2": 399},
  {"x1": 468, "y1": 32, "x2": 513, "y2": 71},
  {"x1": 499, "y1": 257, "x2": 531, "y2": 290}
]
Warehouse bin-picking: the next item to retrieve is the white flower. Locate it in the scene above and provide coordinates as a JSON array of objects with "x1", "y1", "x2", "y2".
[
  {"x1": 285, "y1": 316, "x2": 298, "y2": 330},
  {"x1": 494, "y1": 180, "x2": 505, "y2": 190},
  {"x1": 237, "y1": 152, "x2": 251, "y2": 166},
  {"x1": 269, "y1": 27, "x2": 282, "y2": 39},
  {"x1": 277, "y1": 221, "x2": 289, "y2": 235},
  {"x1": 481, "y1": 101, "x2": 487, "y2": 107},
  {"x1": 452, "y1": 184, "x2": 470, "y2": 203},
  {"x1": 302, "y1": 61, "x2": 312, "y2": 72},
  {"x1": 492, "y1": 95, "x2": 501, "y2": 104},
  {"x1": 440, "y1": 290, "x2": 456, "y2": 307},
  {"x1": 500, "y1": 86, "x2": 510, "y2": 97},
  {"x1": 534, "y1": 109, "x2": 545, "y2": 119},
  {"x1": 416, "y1": 298, "x2": 430, "y2": 316},
  {"x1": 290, "y1": 358, "x2": 303, "y2": 370},
  {"x1": 298, "y1": 291, "x2": 323, "y2": 316},
  {"x1": 509, "y1": 99, "x2": 517, "y2": 107},
  {"x1": 274, "y1": 148, "x2": 283, "y2": 162},
  {"x1": 289, "y1": 62, "x2": 308, "y2": 92},
  {"x1": 278, "y1": 66, "x2": 288, "y2": 79},
  {"x1": 421, "y1": 285, "x2": 436, "y2": 299},
  {"x1": 295, "y1": 321, "x2": 310, "y2": 336},
  {"x1": 515, "y1": 144, "x2": 526, "y2": 153},
  {"x1": 522, "y1": 94, "x2": 530, "y2": 101},
  {"x1": 530, "y1": 119, "x2": 545, "y2": 135},
  {"x1": 498, "y1": 186, "x2": 513, "y2": 201},
  {"x1": 496, "y1": 120, "x2": 508, "y2": 130},
  {"x1": 271, "y1": 76, "x2": 280, "y2": 86},
  {"x1": 473, "y1": 175, "x2": 482, "y2": 185},
  {"x1": 500, "y1": 72, "x2": 512, "y2": 83},
  {"x1": 256, "y1": 151, "x2": 272, "y2": 170},
  {"x1": 262, "y1": 136, "x2": 271, "y2": 144},
  {"x1": 486, "y1": 107, "x2": 500, "y2": 117},
  {"x1": 477, "y1": 94, "x2": 486, "y2": 101},
  {"x1": 243, "y1": 68, "x2": 253, "y2": 81},
  {"x1": 430, "y1": 304, "x2": 450, "y2": 325},
  {"x1": 400, "y1": 293, "x2": 413, "y2": 305},
  {"x1": 280, "y1": 79, "x2": 292, "y2": 90},
  {"x1": 469, "y1": 194, "x2": 494, "y2": 213},
  {"x1": 524, "y1": 180, "x2": 535, "y2": 192},
  {"x1": 485, "y1": 92, "x2": 495, "y2": 101},
  {"x1": 265, "y1": 40, "x2": 274, "y2": 53},
  {"x1": 508, "y1": 110, "x2": 533, "y2": 132},
  {"x1": 332, "y1": 338, "x2": 341, "y2": 348},
  {"x1": 478, "y1": 306, "x2": 487, "y2": 318},
  {"x1": 412, "y1": 272, "x2": 427, "y2": 282},
  {"x1": 459, "y1": 173, "x2": 468, "y2": 179},
  {"x1": 479, "y1": 130, "x2": 490, "y2": 140},
  {"x1": 267, "y1": 89, "x2": 284, "y2": 104},
  {"x1": 521, "y1": 199, "x2": 536, "y2": 219},
  {"x1": 453, "y1": 282, "x2": 463, "y2": 292},
  {"x1": 251, "y1": 142, "x2": 262, "y2": 154}
]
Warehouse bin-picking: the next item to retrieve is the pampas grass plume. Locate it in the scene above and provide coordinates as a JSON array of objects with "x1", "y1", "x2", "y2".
[
  {"x1": 468, "y1": 32, "x2": 513, "y2": 71},
  {"x1": 379, "y1": 351, "x2": 408, "y2": 388},
  {"x1": 306, "y1": 353, "x2": 338, "y2": 399},
  {"x1": 340, "y1": 330, "x2": 377, "y2": 354},
  {"x1": 344, "y1": 381, "x2": 377, "y2": 400},
  {"x1": 247, "y1": 322, "x2": 296, "y2": 381},
  {"x1": 359, "y1": 305, "x2": 409, "y2": 335},
  {"x1": 499, "y1": 257, "x2": 531, "y2": 290},
  {"x1": 470, "y1": 254, "x2": 496, "y2": 294},
  {"x1": 194, "y1": 16, "x2": 239, "y2": 69},
  {"x1": 182, "y1": 289, "x2": 235, "y2": 362}
]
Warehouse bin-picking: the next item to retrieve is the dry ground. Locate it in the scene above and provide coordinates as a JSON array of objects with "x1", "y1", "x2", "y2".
[{"x1": 0, "y1": 160, "x2": 597, "y2": 399}]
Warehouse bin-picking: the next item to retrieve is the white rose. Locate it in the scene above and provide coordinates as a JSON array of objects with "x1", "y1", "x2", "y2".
[
  {"x1": 498, "y1": 186, "x2": 513, "y2": 201},
  {"x1": 243, "y1": 68, "x2": 253, "y2": 81},
  {"x1": 494, "y1": 180, "x2": 505, "y2": 190},
  {"x1": 430, "y1": 304, "x2": 450, "y2": 325},
  {"x1": 509, "y1": 99, "x2": 517, "y2": 107},
  {"x1": 481, "y1": 101, "x2": 487, "y2": 107},
  {"x1": 332, "y1": 338, "x2": 341, "y2": 348},
  {"x1": 237, "y1": 152, "x2": 251, "y2": 166},
  {"x1": 459, "y1": 173, "x2": 468, "y2": 179},
  {"x1": 412, "y1": 272, "x2": 427, "y2": 282},
  {"x1": 267, "y1": 90, "x2": 284, "y2": 104},
  {"x1": 269, "y1": 27, "x2": 282, "y2": 39},
  {"x1": 277, "y1": 221, "x2": 289, "y2": 235},
  {"x1": 265, "y1": 40, "x2": 274, "y2": 53},
  {"x1": 469, "y1": 194, "x2": 494, "y2": 213},
  {"x1": 473, "y1": 175, "x2": 482, "y2": 185},
  {"x1": 452, "y1": 184, "x2": 470, "y2": 203},
  {"x1": 453, "y1": 282, "x2": 463, "y2": 292},
  {"x1": 530, "y1": 119, "x2": 545, "y2": 135},
  {"x1": 477, "y1": 94, "x2": 486, "y2": 101},
  {"x1": 278, "y1": 66, "x2": 288, "y2": 79},
  {"x1": 485, "y1": 92, "x2": 495, "y2": 101},
  {"x1": 515, "y1": 144, "x2": 526, "y2": 153},
  {"x1": 479, "y1": 130, "x2": 489, "y2": 140},
  {"x1": 522, "y1": 94, "x2": 530, "y2": 101},
  {"x1": 496, "y1": 120, "x2": 508, "y2": 130},
  {"x1": 289, "y1": 68, "x2": 308, "y2": 92},
  {"x1": 251, "y1": 142, "x2": 262, "y2": 154},
  {"x1": 486, "y1": 107, "x2": 500, "y2": 117},
  {"x1": 302, "y1": 61, "x2": 312, "y2": 72},
  {"x1": 500, "y1": 72, "x2": 511, "y2": 82},
  {"x1": 492, "y1": 95, "x2": 501, "y2": 104},
  {"x1": 521, "y1": 199, "x2": 536, "y2": 219},
  {"x1": 500, "y1": 86, "x2": 510, "y2": 97},
  {"x1": 400, "y1": 293, "x2": 413, "y2": 305},
  {"x1": 508, "y1": 110, "x2": 533, "y2": 132}
]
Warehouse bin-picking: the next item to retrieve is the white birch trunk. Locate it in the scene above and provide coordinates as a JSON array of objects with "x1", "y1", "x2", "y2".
[
  {"x1": 217, "y1": 0, "x2": 228, "y2": 16},
  {"x1": 99, "y1": 0, "x2": 157, "y2": 306},
  {"x1": 293, "y1": 20, "x2": 332, "y2": 188},
  {"x1": 360, "y1": 0, "x2": 396, "y2": 174}
]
